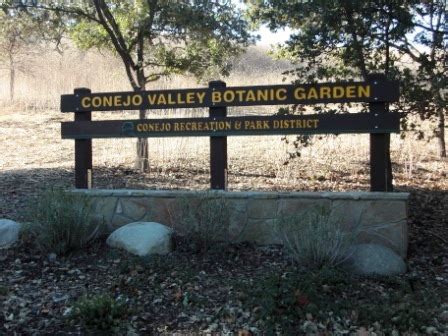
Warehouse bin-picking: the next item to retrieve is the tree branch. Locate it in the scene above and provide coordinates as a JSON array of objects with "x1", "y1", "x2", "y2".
[
  {"x1": 92, "y1": 0, "x2": 139, "y2": 90},
  {"x1": 3, "y1": 3, "x2": 101, "y2": 24}
]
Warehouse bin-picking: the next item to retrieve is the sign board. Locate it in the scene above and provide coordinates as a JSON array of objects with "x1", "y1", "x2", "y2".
[
  {"x1": 61, "y1": 113, "x2": 401, "y2": 139},
  {"x1": 61, "y1": 80, "x2": 400, "y2": 112},
  {"x1": 61, "y1": 76, "x2": 401, "y2": 191}
]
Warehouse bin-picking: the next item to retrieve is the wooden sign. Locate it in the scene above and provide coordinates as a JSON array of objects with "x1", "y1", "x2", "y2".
[
  {"x1": 62, "y1": 76, "x2": 402, "y2": 192},
  {"x1": 60, "y1": 80, "x2": 399, "y2": 112},
  {"x1": 61, "y1": 113, "x2": 401, "y2": 139}
]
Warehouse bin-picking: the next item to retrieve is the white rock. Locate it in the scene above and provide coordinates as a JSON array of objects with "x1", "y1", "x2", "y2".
[
  {"x1": 348, "y1": 243, "x2": 407, "y2": 276},
  {"x1": 0, "y1": 219, "x2": 21, "y2": 249},
  {"x1": 106, "y1": 222, "x2": 173, "y2": 257}
]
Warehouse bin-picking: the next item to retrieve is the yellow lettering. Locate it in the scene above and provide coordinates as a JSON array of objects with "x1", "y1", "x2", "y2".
[
  {"x1": 276, "y1": 88, "x2": 287, "y2": 101},
  {"x1": 148, "y1": 94, "x2": 157, "y2": 105},
  {"x1": 257, "y1": 89, "x2": 268, "y2": 101},
  {"x1": 223, "y1": 90, "x2": 235, "y2": 103},
  {"x1": 122, "y1": 95, "x2": 131, "y2": 107},
  {"x1": 186, "y1": 92, "x2": 195, "y2": 104},
  {"x1": 102, "y1": 96, "x2": 112, "y2": 107},
  {"x1": 358, "y1": 85, "x2": 370, "y2": 98},
  {"x1": 333, "y1": 86, "x2": 345, "y2": 98},
  {"x1": 91, "y1": 97, "x2": 102, "y2": 108},
  {"x1": 319, "y1": 86, "x2": 331, "y2": 99},
  {"x1": 246, "y1": 90, "x2": 256, "y2": 102},
  {"x1": 177, "y1": 93, "x2": 185, "y2": 105},
  {"x1": 157, "y1": 94, "x2": 167, "y2": 105},
  {"x1": 114, "y1": 96, "x2": 122, "y2": 106},
  {"x1": 235, "y1": 90, "x2": 245, "y2": 101},
  {"x1": 307, "y1": 87, "x2": 318, "y2": 99},
  {"x1": 346, "y1": 85, "x2": 356, "y2": 98},
  {"x1": 294, "y1": 88, "x2": 306, "y2": 100},
  {"x1": 197, "y1": 92, "x2": 206, "y2": 104},
  {"x1": 212, "y1": 92, "x2": 221, "y2": 103},
  {"x1": 81, "y1": 97, "x2": 91, "y2": 108},
  {"x1": 167, "y1": 94, "x2": 176, "y2": 105},
  {"x1": 132, "y1": 94, "x2": 142, "y2": 106}
]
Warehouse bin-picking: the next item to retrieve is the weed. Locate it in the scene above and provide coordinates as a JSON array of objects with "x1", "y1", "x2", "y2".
[
  {"x1": 275, "y1": 206, "x2": 356, "y2": 269},
  {"x1": 69, "y1": 293, "x2": 129, "y2": 332},
  {"x1": 0, "y1": 285, "x2": 8, "y2": 296},
  {"x1": 170, "y1": 191, "x2": 231, "y2": 253},
  {"x1": 240, "y1": 270, "x2": 442, "y2": 334},
  {"x1": 24, "y1": 187, "x2": 103, "y2": 255}
]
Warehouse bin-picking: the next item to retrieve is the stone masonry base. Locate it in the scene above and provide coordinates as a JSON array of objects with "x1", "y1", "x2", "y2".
[{"x1": 72, "y1": 190, "x2": 409, "y2": 258}]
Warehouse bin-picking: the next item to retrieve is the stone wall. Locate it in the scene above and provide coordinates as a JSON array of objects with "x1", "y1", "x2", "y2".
[{"x1": 72, "y1": 190, "x2": 409, "y2": 258}]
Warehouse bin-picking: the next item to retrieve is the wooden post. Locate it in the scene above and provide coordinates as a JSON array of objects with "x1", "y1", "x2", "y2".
[
  {"x1": 369, "y1": 74, "x2": 392, "y2": 191},
  {"x1": 209, "y1": 80, "x2": 227, "y2": 190},
  {"x1": 74, "y1": 88, "x2": 92, "y2": 189}
]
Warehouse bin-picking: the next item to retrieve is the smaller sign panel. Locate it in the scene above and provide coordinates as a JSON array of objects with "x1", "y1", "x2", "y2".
[
  {"x1": 61, "y1": 113, "x2": 401, "y2": 139},
  {"x1": 60, "y1": 80, "x2": 400, "y2": 112}
]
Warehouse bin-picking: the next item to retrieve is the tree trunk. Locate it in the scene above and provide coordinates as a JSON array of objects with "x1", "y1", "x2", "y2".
[
  {"x1": 9, "y1": 55, "x2": 15, "y2": 102},
  {"x1": 134, "y1": 69, "x2": 149, "y2": 172},
  {"x1": 135, "y1": 108, "x2": 149, "y2": 172},
  {"x1": 437, "y1": 108, "x2": 447, "y2": 158}
]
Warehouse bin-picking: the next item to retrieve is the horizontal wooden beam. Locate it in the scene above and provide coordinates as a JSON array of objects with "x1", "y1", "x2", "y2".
[
  {"x1": 61, "y1": 79, "x2": 400, "y2": 112},
  {"x1": 61, "y1": 113, "x2": 402, "y2": 139}
]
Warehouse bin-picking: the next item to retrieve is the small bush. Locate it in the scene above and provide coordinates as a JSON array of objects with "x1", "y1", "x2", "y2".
[
  {"x1": 69, "y1": 293, "x2": 128, "y2": 331},
  {"x1": 275, "y1": 206, "x2": 356, "y2": 269},
  {"x1": 0, "y1": 285, "x2": 8, "y2": 296},
  {"x1": 171, "y1": 191, "x2": 231, "y2": 252},
  {"x1": 25, "y1": 187, "x2": 102, "y2": 255}
]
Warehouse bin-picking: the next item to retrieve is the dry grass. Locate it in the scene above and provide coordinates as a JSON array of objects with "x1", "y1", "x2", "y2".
[{"x1": 0, "y1": 45, "x2": 446, "y2": 192}]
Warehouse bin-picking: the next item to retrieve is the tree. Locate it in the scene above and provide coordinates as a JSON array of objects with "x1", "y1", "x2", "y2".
[
  {"x1": 0, "y1": 10, "x2": 41, "y2": 101},
  {"x1": 246, "y1": 0, "x2": 447, "y2": 160},
  {"x1": 247, "y1": 0, "x2": 418, "y2": 190},
  {"x1": 4, "y1": 0, "x2": 251, "y2": 171},
  {"x1": 390, "y1": 0, "x2": 447, "y2": 157}
]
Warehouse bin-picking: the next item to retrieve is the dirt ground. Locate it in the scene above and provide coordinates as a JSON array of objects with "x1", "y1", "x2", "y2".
[{"x1": 1, "y1": 107, "x2": 447, "y2": 334}]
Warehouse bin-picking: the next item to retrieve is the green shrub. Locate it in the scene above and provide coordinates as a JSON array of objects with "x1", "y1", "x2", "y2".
[
  {"x1": 25, "y1": 187, "x2": 102, "y2": 255},
  {"x1": 0, "y1": 285, "x2": 8, "y2": 296},
  {"x1": 275, "y1": 206, "x2": 357, "y2": 269},
  {"x1": 69, "y1": 293, "x2": 128, "y2": 331},
  {"x1": 171, "y1": 191, "x2": 231, "y2": 252}
]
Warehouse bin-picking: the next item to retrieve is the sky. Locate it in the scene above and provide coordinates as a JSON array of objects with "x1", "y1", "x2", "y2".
[
  {"x1": 256, "y1": 26, "x2": 291, "y2": 46},
  {"x1": 233, "y1": 0, "x2": 291, "y2": 46}
]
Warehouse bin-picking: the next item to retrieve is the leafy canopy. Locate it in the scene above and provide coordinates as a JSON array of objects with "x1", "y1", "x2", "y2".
[{"x1": 67, "y1": 0, "x2": 252, "y2": 85}]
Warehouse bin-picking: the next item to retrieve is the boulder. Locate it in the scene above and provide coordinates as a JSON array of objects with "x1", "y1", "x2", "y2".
[
  {"x1": 106, "y1": 222, "x2": 173, "y2": 257},
  {"x1": 0, "y1": 219, "x2": 21, "y2": 248},
  {"x1": 348, "y1": 243, "x2": 406, "y2": 276}
]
